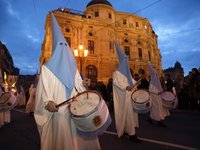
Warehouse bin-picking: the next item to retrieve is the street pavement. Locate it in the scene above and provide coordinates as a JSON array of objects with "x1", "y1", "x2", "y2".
[{"x1": 0, "y1": 106, "x2": 200, "y2": 150}]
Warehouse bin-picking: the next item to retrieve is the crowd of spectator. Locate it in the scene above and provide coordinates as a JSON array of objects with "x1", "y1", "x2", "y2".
[{"x1": 87, "y1": 67, "x2": 200, "y2": 112}]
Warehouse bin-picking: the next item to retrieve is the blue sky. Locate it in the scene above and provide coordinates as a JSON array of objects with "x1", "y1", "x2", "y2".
[{"x1": 0, "y1": 0, "x2": 199, "y2": 75}]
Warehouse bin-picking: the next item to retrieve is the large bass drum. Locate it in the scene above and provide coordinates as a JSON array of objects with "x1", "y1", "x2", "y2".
[
  {"x1": 0, "y1": 92, "x2": 18, "y2": 112},
  {"x1": 69, "y1": 90, "x2": 111, "y2": 137},
  {"x1": 131, "y1": 89, "x2": 152, "y2": 113}
]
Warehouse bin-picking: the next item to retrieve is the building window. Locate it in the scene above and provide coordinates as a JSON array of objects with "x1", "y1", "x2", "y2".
[
  {"x1": 138, "y1": 48, "x2": 142, "y2": 59},
  {"x1": 86, "y1": 65, "x2": 97, "y2": 82},
  {"x1": 95, "y1": 11, "x2": 99, "y2": 17},
  {"x1": 124, "y1": 39, "x2": 128, "y2": 43},
  {"x1": 124, "y1": 46, "x2": 130, "y2": 58},
  {"x1": 65, "y1": 37, "x2": 71, "y2": 47},
  {"x1": 136, "y1": 22, "x2": 139, "y2": 27},
  {"x1": 109, "y1": 41, "x2": 113, "y2": 52},
  {"x1": 65, "y1": 28, "x2": 70, "y2": 33},
  {"x1": 89, "y1": 32, "x2": 93, "y2": 36},
  {"x1": 88, "y1": 40, "x2": 94, "y2": 55},
  {"x1": 148, "y1": 51, "x2": 151, "y2": 61},
  {"x1": 108, "y1": 13, "x2": 112, "y2": 19},
  {"x1": 123, "y1": 19, "x2": 127, "y2": 25}
]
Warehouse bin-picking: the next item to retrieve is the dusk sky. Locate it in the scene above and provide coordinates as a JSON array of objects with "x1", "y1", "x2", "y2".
[{"x1": 0, "y1": 0, "x2": 199, "y2": 75}]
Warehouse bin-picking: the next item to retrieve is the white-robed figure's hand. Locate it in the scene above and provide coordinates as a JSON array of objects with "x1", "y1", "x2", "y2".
[
  {"x1": 45, "y1": 101, "x2": 58, "y2": 112},
  {"x1": 126, "y1": 86, "x2": 133, "y2": 91}
]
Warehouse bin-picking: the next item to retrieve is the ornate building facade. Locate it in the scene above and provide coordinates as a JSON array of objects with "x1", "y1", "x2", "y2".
[{"x1": 40, "y1": 0, "x2": 162, "y2": 82}]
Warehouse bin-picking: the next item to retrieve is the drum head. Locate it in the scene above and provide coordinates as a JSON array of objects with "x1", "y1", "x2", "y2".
[
  {"x1": 0, "y1": 92, "x2": 18, "y2": 111},
  {"x1": 161, "y1": 91, "x2": 175, "y2": 101},
  {"x1": 70, "y1": 91, "x2": 101, "y2": 117},
  {"x1": 131, "y1": 89, "x2": 150, "y2": 104}
]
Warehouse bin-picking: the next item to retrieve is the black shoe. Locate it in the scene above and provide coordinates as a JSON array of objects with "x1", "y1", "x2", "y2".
[
  {"x1": 157, "y1": 121, "x2": 166, "y2": 127},
  {"x1": 147, "y1": 117, "x2": 153, "y2": 124},
  {"x1": 129, "y1": 135, "x2": 142, "y2": 143}
]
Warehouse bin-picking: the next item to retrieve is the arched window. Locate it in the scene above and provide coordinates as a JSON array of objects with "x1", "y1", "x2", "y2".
[{"x1": 65, "y1": 28, "x2": 70, "y2": 33}]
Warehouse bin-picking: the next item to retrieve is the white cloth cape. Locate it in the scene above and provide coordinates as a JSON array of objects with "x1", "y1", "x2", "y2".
[
  {"x1": 34, "y1": 66, "x2": 100, "y2": 150},
  {"x1": 113, "y1": 71, "x2": 139, "y2": 137}
]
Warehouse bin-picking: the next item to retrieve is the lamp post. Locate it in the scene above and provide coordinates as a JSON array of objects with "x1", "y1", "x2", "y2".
[{"x1": 74, "y1": 44, "x2": 88, "y2": 76}]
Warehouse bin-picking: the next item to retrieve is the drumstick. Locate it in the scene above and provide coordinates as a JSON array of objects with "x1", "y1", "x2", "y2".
[
  {"x1": 132, "y1": 78, "x2": 142, "y2": 91},
  {"x1": 56, "y1": 97, "x2": 74, "y2": 108}
]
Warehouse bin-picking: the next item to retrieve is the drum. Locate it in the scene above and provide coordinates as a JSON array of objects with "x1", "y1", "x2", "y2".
[
  {"x1": 0, "y1": 92, "x2": 18, "y2": 112},
  {"x1": 161, "y1": 91, "x2": 176, "y2": 109},
  {"x1": 69, "y1": 90, "x2": 111, "y2": 137},
  {"x1": 131, "y1": 89, "x2": 151, "y2": 113}
]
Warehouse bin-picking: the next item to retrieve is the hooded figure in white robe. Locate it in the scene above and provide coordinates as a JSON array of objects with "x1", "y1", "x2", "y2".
[
  {"x1": 34, "y1": 13, "x2": 100, "y2": 150},
  {"x1": 112, "y1": 42, "x2": 141, "y2": 143},
  {"x1": 17, "y1": 86, "x2": 26, "y2": 106},
  {"x1": 0, "y1": 69, "x2": 11, "y2": 127},
  {"x1": 26, "y1": 74, "x2": 39, "y2": 114},
  {"x1": 26, "y1": 84, "x2": 36, "y2": 113},
  {"x1": 147, "y1": 63, "x2": 170, "y2": 125}
]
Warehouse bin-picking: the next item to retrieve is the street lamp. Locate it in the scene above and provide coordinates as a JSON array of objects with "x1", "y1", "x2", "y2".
[{"x1": 74, "y1": 44, "x2": 88, "y2": 76}]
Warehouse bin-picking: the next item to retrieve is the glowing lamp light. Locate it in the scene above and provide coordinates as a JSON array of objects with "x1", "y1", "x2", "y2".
[
  {"x1": 74, "y1": 49, "x2": 79, "y2": 57},
  {"x1": 84, "y1": 49, "x2": 88, "y2": 57},
  {"x1": 78, "y1": 44, "x2": 83, "y2": 50},
  {"x1": 4, "y1": 72, "x2": 8, "y2": 88}
]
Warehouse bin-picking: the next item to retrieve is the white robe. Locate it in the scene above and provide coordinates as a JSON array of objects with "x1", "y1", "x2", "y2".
[
  {"x1": 34, "y1": 66, "x2": 100, "y2": 150},
  {"x1": 26, "y1": 84, "x2": 36, "y2": 113},
  {"x1": 149, "y1": 84, "x2": 170, "y2": 121},
  {"x1": 113, "y1": 71, "x2": 139, "y2": 137},
  {"x1": 0, "y1": 111, "x2": 11, "y2": 128},
  {"x1": 17, "y1": 86, "x2": 26, "y2": 106},
  {"x1": 0, "y1": 87, "x2": 11, "y2": 128}
]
